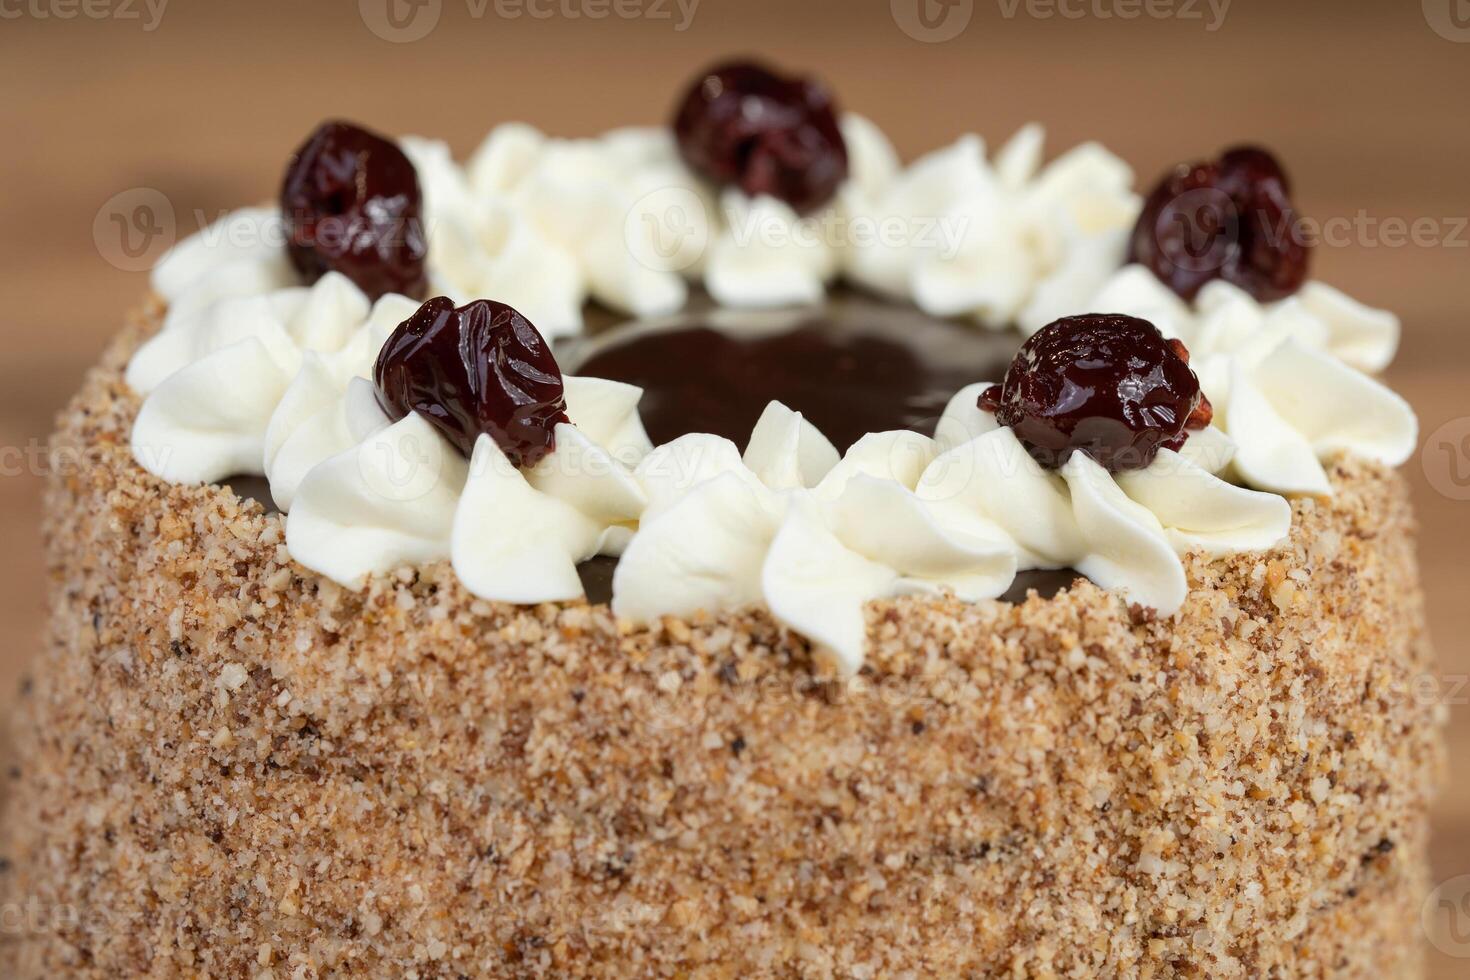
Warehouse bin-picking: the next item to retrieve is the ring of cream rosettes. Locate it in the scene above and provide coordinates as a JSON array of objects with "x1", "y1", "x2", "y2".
[
  {"x1": 133, "y1": 114, "x2": 1141, "y2": 345},
  {"x1": 128, "y1": 121, "x2": 1419, "y2": 673}
]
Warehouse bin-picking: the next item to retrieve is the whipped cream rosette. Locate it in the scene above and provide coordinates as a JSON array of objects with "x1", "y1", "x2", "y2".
[
  {"x1": 129, "y1": 272, "x2": 414, "y2": 486},
  {"x1": 464, "y1": 124, "x2": 698, "y2": 321},
  {"x1": 1087, "y1": 265, "x2": 1417, "y2": 495},
  {"x1": 1084, "y1": 263, "x2": 1401, "y2": 372},
  {"x1": 843, "y1": 125, "x2": 1141, "y2": 332},
  {"x1": 140, "y1": 122, "x2": 593, "y2": 350},
  {"x1": 147, "y1": 206, "x2": 297, "y2": 331},
  {"x1": 919, "y1": 383, "x2": 1290, "y2": 614},
  {"x1": 700, "y1": 187, "x2": 837, "y2": 308},
  {"x1": 688, "y1": 113, "x2": 898, "y2": 309},
  {"x1": 259, "y1": 295, "x2": 419, "y2": 512},
  {"x1": 613, "y1": 402, "x2": 1016, "y2": 673},
  {"x1": 401, "y1": 136, "x2": 587, "y2": 340},
  {"x1": 658, "y1": 59, "x2": 885, "y2": 309},
  {"x1": 286, "y1": 376, "x2": 652, "y2": 600}
]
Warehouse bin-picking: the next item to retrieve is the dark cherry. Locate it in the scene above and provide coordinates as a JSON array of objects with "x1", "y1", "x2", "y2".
[
  {"x1": 1218, "y1": 145, "x2": 1291, "y2": 196},
  {"x1": 673, "y1": 59, "x2": 848, "y2": 215},
  {"x1": 374, "y1": 297, "x2": 569, "y2": 466},
  {"x1": 1127, "y1": 145, "x2": 1309, "y2": 303},
  {"x1": 980, "y1": 314, "x2": 1212, "y2": 473},
  {"x1": 281, "y1": 120, "x2": 429, "y2": 301}
]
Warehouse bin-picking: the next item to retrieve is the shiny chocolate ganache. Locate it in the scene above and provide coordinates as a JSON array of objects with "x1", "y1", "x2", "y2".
[{"x1": 567, "y1": 289, "x2": 1018, "y2": 451}]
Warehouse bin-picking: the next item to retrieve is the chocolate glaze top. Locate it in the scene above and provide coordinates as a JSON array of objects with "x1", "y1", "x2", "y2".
[{"x1": 566, "y1": 290, "x2": 1019, "y2": 451}]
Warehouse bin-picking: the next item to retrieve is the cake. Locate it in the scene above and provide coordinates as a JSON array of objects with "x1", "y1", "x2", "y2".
[{"x1": 1, "y1": 61, "x2": 1442, "y2": 977}]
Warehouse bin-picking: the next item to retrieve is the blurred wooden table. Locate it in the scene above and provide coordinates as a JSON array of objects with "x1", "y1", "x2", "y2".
[{"x1": 1, "y1": 1, "x2": 1467, "y2": 973}]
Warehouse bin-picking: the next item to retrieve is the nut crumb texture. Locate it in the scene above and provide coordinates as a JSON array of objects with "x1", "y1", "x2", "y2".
[{"x1": 0, "y1": 302, "x2": 1444, "y2": 978}]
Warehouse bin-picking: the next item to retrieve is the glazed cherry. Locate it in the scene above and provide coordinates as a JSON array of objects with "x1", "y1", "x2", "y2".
[
  {"x1": 1127, "y1": 145, "x2": 1309, "y2": 303},
  {"x1": 1218, "y1": 145, "x2": 1291, "y2": 196},
  {"x1": 673, "y1": 59, "x2": 848, "y2": 215},
  {"x1": 980, "y1": 314, "x2": 1212, "y2": 472},
  {"x1": 374, "y1": 297, "x2": 569, "y2": 466},
  {"x1": 281, "y1": 120, "x2": 429, "y2": 301}
]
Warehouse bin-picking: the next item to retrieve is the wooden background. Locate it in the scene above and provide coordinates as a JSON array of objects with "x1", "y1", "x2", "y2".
[{"x1": 1, "y1": 0, "x2": 1467, "y2": 972}]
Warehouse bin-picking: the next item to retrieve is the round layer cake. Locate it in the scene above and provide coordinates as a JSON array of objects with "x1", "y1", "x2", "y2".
[
  {"x1": 0, "y1": 295, "x2": 1441, "y2": 978},
  {"x1": 0, "y1": 63, "x2": 1445, "y2": 978}
]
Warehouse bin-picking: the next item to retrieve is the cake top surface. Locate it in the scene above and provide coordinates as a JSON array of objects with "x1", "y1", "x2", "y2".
[{"x1": 122, "y1": 59, "x2": 1417, "y2": 671}]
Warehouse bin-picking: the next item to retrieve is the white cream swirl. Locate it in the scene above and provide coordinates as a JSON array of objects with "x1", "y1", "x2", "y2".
[
  {"x1": 613, "y1": 402, "x2": 1016, "y2": 673},
  {"x1": 843, "y1": 125, "x2": 1141, "y2": 332},
  {"x1": 130, "y1": 261, "x2": 1296, "y2": 672},
  {"x1": 464, "y1": 123, "x2": 696, "y2": 321},
  {"x1": 691, "y1": 113, "x2": 897, "y2": 309},
  {"x1": 141, "y1": 135, "x2": 594, "y2": 350},
  {"x1": 1086, "y1": 266, "x2": 1417, "y2": 495},
  {"x1": 1084, "y1": 263, "x2": 1401, "y2": 372},
  {"x1": 260, "y1": 321, "x2": 412, "y2": 514},
  {"x1": 918, "y1": 385, "x2": 1291, "y2": 615},
  {"x1": 148, "y1": 206, "x2": 298, "y2": 332},
  {"x1": 285, "y1": 377, "x2": 652, "y2": 600},
  {"x1": 129, "y1": 273, "x2": 409, "y2": 485},
  {"x1": 401, "y1": 136, "x2": 588, "y2": 340}
]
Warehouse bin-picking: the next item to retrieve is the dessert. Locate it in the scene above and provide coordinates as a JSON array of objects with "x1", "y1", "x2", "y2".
[{"x1": 1, "y1": 64, "x2": 1441, "y2": 978}]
